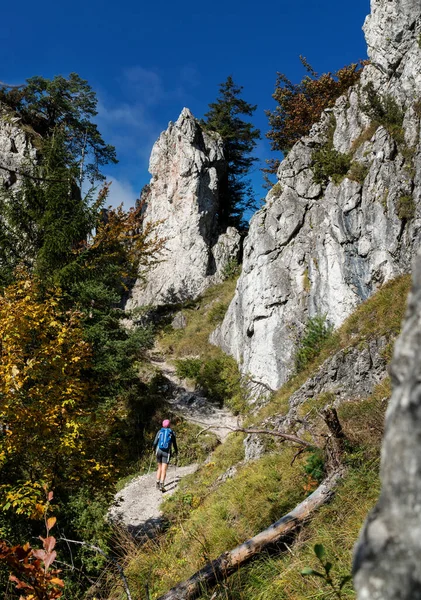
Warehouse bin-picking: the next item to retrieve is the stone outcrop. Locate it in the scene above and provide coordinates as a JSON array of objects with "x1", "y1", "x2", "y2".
[
  {"x1": 126, "y1": 108, "x2": 241, "y2": 308},
  {"x1": 0, "y1": 107, "x2": 37, "y2": 188},
  {"x1": 353, "y1": 250, "x2": 421, "y2": 599},
  {"x1": 212, "y1": 0, "x2": 421, "y2": 392}
]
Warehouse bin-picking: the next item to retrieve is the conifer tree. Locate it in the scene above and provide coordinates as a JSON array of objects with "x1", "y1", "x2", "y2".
[
  {"x1": 204, "y1": 76, "x2": 261, "y2": 230},
  {"x1": 0, "y1": 73, "x2": 117, "y2": 184}
]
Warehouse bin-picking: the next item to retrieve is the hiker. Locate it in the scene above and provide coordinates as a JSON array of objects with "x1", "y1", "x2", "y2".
[{"x1": 153, "y1": 419, "x2": 178, "y2": 492}]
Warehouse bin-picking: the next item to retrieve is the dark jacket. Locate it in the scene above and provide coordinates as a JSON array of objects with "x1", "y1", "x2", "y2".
[{"x1": 153, "y1": 428, "x2": 178, "y2": 454}]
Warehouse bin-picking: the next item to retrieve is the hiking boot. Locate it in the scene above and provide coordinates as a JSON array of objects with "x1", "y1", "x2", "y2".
[
  {"x1": 160, "y1": 484, "x2": 166, "y2": 493},
  {"x1": 156, "y1": 481, "x2": 160, "y2": 490}
]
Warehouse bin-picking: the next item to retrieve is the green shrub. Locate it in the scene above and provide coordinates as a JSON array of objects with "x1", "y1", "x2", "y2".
[
  {"x1": 347, "y1": 161, "x2": 369, "y2": 183},
  {"x1": 312, "y1": 147, "x2": 352, "y2": 186},
  {"x1": 175, "y1": 357, "x2": 202, "y2": 380},
  {"x1": 197, "y1": 355, "x2": 248, "y2": 414},
  {"x1": 396, "y1": 195, "x2": 416, "y2": 220},
  {"x1": 222, "y1": 258, "x2": 241, "y2": 280},
  {"x1": 363, "y1": 82, "x2": 405, "y2": 144},
  {"x1": 295, "y1": 315, "x2": 333, "y2": 373}
]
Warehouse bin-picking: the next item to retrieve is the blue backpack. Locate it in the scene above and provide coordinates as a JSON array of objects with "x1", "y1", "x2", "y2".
[{"x1": 158, "y1": 427, "x2": 173, "y2": 451}]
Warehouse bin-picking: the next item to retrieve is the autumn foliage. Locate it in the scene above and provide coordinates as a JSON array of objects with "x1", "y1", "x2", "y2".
[
  {"x1": 265, "y1": 57, "x2": 365, "y2": 178},
  {"x1": 0, "y1": 274, "x2": 110, "y2": 520},
  {"x1": 0, "y1": 492, "x2": 65, "y2": 599}
]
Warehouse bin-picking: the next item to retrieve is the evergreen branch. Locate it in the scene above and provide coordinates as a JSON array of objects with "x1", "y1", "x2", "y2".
[{"x1": 0, "y1": 162, "x2": 69, "y2": 183}]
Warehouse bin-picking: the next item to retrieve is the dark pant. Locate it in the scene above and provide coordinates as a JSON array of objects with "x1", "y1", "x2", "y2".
[{"x1": 156, "y1": 449, "x2": 171, "y2": 464}]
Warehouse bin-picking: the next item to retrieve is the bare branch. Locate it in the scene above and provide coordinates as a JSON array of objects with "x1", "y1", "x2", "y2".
[
  {"x1": 0, "y1": 163, "x2": 69, "y2": 184},
  {"x1": 196, "y1": 424, "x2": 314, "y2": 448},
  {"x1": 59, "y1": 537, "x2": 132, "y2": 600}
]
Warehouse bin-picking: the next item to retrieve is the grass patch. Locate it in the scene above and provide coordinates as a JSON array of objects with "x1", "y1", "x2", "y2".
[
  {"x1": 347, "y1": 160, "x2": 370, "y2": 184},
  {"x1": 121, "y1": 448, "x2": 310, "y2": 599},
  {"x1": 350, "y1": 122, "x2": 377, "y2": 153},
  {"x1": 212, "y1": 460, "x2": 379, "y2": 600},
  {"x1": 396, "y1": 194, "x2": 416, "y2": 220},
  {"x1": 158, "y1": 277, "x2": 238, "y2": 359}
]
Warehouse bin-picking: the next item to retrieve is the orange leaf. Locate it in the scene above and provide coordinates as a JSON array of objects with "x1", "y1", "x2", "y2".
[{"x1": 47, "y1": 516, "x2": 57, "y2": 530}]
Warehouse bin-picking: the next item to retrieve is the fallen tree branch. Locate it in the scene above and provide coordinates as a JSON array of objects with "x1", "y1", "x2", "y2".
[
  {"x1": 196, "y1": 424, "x2": 314, "y2": 448},
  {"x1": 156, "y1": 470, "x2": 343, "y2": 600}
]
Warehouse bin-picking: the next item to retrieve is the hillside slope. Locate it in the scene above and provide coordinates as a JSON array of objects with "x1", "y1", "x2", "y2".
[{"x1": 106, "y1": 274, "x2": 410, "y2": 600}]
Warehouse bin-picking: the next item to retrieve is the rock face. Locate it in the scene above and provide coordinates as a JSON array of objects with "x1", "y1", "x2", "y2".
[
  {"x1": 0, "y1": 107, "x2": 37, "y2": 188},
  {"x1": 212, "y1": 0, "x2": 421, "y2": 392},
  {"x1": 353, "y1": 251, "x2": 421, "y2": 599},
  {"x1": 126, "y1": 108, "x2": 241, "y2": 308}
]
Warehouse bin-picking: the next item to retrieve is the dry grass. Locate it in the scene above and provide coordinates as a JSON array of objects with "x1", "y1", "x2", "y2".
[{"x1": 158, "y1": 276, "x2": 238, "y2": 359}]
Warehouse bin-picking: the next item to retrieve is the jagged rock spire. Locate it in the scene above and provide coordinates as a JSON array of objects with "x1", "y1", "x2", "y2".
[{"x1": 126, "y1": 108, "x2": 241, "y2": 308}]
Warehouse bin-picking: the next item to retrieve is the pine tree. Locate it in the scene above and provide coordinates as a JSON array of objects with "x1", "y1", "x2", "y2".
[
  {"x1": 0, "y1": 73, "x2": 117, "y2": 184},
  {"x1": 204, "y1": 76, "x2": 261, "y2": 230}
]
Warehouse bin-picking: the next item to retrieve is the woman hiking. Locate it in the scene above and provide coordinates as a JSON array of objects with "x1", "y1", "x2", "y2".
[{"x1": 153, "y1": 419, "x2": 178, "y2": 492}]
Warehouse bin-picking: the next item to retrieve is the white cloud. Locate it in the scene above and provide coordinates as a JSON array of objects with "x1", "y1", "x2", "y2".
[
  {"x1": 122, "y1": 66, "x2": 163, "y2": 105},
  {"x1": 104, "y1": 176, "x2": 139, "y2": 210}
]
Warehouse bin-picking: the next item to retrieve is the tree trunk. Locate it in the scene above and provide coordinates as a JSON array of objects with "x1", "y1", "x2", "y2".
[
  {"x1": 322, "y1": 406, "x2": 347, "y2": 472},
  {"x1": 156, "y1": 470, "x2": 343, "y2": 600}
]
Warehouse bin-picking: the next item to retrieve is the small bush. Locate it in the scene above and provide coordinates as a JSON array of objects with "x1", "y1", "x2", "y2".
[
  {"x1": 197, "y1": 355, "x2": 248, "y2": 414},
  {"x1": 396, "y1": 194, "x2": 416, "y2": 220},
  {"x1": 347, "y1": 160, "x2": 369, "y2": 183},
  {"x1": 175, "y1": 357, "x2": 202, "y2": 380},
  {"x1": 312, "y1": 147, "x2": 352, "y2": 186},
  {"x1": 295, "y1": 315, "x2": 333, "y2": 372},
  {"x1": 363, "y1": 82, "x2": 405, "y2": 144},
  {"x1": 222, "y1": 258, "x2": 241, "y2": 280}
]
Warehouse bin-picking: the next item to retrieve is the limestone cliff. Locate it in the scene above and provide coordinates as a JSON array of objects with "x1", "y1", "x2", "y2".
[
  {"x1": 0, "y1": 107, "x2": 37, "y2": 188},
  {"x1": 126, "y1": 108, "x2": 241, "y2": 308},
  {"x1": 212, "y1": 0, "x2": 421, "y2": 392}
]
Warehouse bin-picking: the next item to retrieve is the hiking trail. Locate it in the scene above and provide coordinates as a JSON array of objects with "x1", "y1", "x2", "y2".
[{"x1": 109, "y1": 348, "x2": 240, "y2": 537}]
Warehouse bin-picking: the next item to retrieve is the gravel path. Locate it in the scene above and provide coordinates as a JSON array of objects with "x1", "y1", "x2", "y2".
[
  {"x1": 109, "y1": 463, "x2": 198, "y2": 538},
  {"x1": 109, "y1": 351, "x2": 240, "y2": 538},
  {"x1": 150, "y1": 355, "x2": 240, "y2": 442}
]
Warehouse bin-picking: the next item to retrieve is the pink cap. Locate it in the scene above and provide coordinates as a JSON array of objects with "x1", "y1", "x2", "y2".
[{"x1": 162, "y1": 419, "x2": 170, "y2": 428}]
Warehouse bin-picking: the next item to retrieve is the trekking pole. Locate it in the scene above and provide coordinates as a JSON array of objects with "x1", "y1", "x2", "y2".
[{"x1": 147, "y1": 451, "x2": 154, "y2": 475}]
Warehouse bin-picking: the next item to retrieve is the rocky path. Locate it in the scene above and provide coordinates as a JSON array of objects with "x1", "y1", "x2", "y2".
[
  {"x1": 109, "y1": 463, "x2": 198, "y2": 539},
  {"x1": 149, "y1": 354, "x2": 240, "y2": 442},
  {"x1": 110, "y1": 351, "x2": 240, "y2": 537}
]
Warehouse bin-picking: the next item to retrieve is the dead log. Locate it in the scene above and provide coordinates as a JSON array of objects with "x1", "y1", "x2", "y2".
[{"x1": 156, "y1": 470, "x2": 343, "y2": 600}]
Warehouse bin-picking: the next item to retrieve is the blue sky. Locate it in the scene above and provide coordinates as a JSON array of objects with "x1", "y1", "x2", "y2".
[{"x1": 1, "y1": 0, "x2": 369, "y2": 209}]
